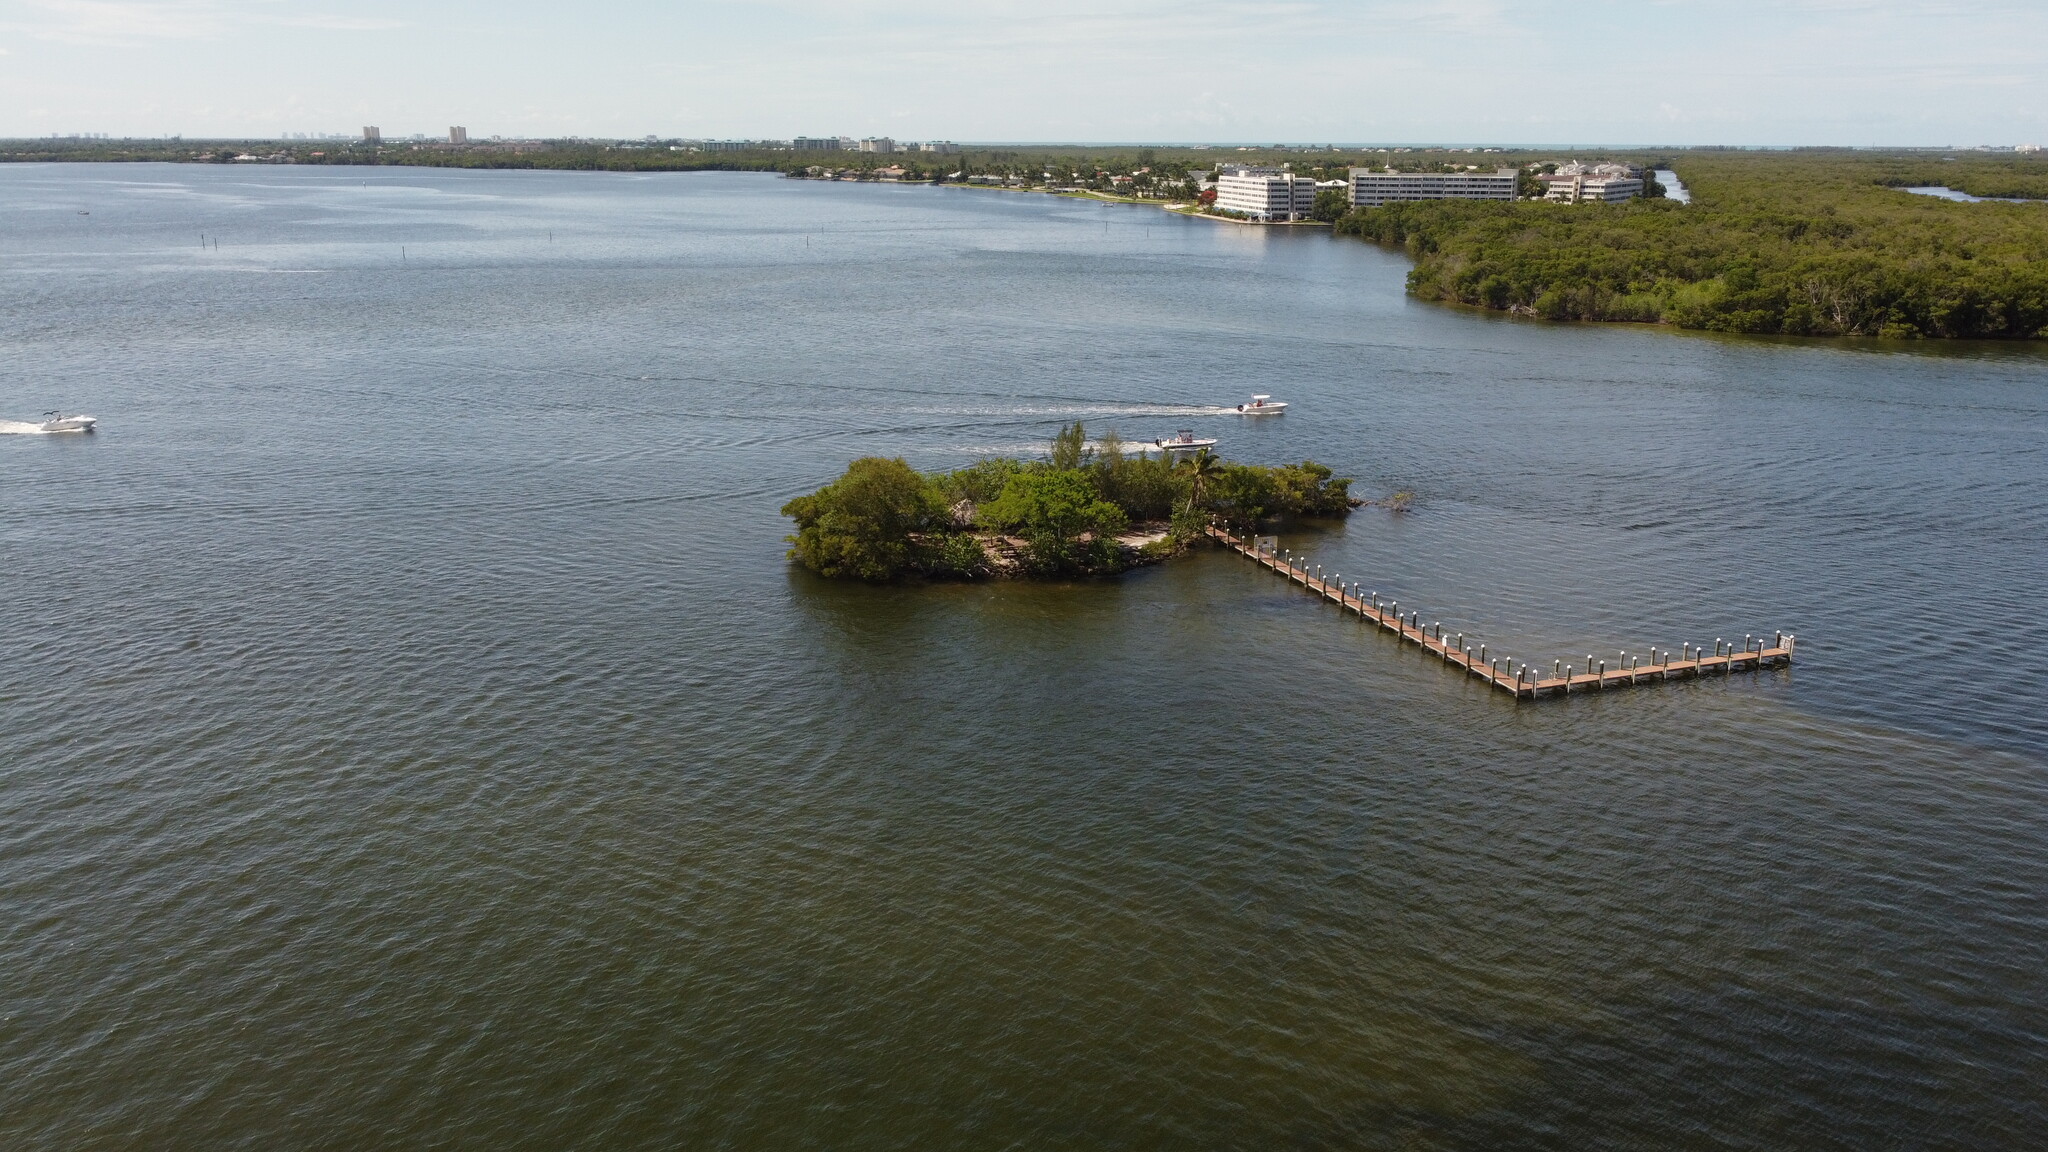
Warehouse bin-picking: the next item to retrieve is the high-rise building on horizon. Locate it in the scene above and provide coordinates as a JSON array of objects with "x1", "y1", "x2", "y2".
[
  {"x1": 793, "y1": 137, "x2": 843, "y2": 151},
  {"x1": 362, "y1": 126, "x2": 381, "y2": 143},
  {"x1": 448, "y1": 126, "x2": 468, "y2": 144}
]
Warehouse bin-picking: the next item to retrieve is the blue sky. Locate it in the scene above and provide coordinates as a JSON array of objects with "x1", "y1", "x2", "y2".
[{"x1": 1, "y1": 0, "x2": 2043, "y2": 144}]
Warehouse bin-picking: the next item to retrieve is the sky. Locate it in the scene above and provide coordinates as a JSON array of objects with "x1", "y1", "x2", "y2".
[{"x1": 1, "y1": 0, "x2": 2044, "y2": 145}]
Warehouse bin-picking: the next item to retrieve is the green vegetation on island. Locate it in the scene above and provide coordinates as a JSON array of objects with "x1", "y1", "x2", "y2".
[
  {"x1": 1334, "y1": 150, "x2": 2048, "y2": 339},
  {"x1": 782, "y1": 425, "x2": 1354, "y2": 582}
]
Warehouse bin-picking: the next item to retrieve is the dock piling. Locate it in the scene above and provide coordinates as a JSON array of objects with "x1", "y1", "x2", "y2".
[{"x1": 1204, "y1": 526, "x2": 1790, "y2": 703}]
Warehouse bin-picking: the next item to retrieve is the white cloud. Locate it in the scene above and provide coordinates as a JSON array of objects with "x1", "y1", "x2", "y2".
[
  {"x1": 11, "y1": 0, "x2": 223, "y2": 43},
  {"x1": 2, "y1": 0, "x2": 400, "y2": 44},
  {"x1": 260, "y1": 12, "x2": 402, "y2": 30}
]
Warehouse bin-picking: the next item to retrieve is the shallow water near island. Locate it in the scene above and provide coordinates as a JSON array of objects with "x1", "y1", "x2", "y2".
[{"x1": 3, "y1": 165, "x2": 2046, "y2": 1150}]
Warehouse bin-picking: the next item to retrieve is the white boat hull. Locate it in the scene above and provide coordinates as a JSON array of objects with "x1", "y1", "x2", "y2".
[{"x1": 40, "y1": 415, "x2": 97, "y2": 433}]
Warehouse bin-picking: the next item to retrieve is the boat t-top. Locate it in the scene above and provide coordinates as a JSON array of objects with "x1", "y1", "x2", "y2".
[
  {"x1": 1234, "y1": 395, "x2": 1286, "y2": 415},
  {"x1": 39, "y1": 412, "x2": 97, "y2": 433},
  {"x1": 1154, "y1": 429, "x2": 1218, "y2": 451}
]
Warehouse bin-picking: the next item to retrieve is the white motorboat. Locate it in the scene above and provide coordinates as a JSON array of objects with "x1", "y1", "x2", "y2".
[
  {"x1": 39, "y1": 412, "x2": 98, "y2": 433},
  {"x1": 1233, "y1": 394, "x2": 1287, "y2": 415},
  {"x1": 1154, "y1": 429, "x2": 1218, "y2": 451}
]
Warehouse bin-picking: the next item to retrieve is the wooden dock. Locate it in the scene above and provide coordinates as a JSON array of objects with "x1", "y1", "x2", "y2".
[{"x1": 1207, "y1": 526, "x2": 1793, "y2": 701}]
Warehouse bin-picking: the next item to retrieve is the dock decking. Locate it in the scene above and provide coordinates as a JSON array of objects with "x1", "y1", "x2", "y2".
[{"x1": 1208, "y1": 526, "x2": 1793, "y2": 700}]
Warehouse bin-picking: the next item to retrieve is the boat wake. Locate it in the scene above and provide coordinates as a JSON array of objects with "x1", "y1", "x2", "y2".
[{"x1": 0, "y1": 420, "x2": 53, "y2": 435}]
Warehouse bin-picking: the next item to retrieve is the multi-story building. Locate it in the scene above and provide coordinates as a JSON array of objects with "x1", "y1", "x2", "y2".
[
  {"x1": 447, "y1": 126, "x2": 468, "y2": 145},
  {"x1": 362, "y1": 126, "x2": 381, "y2": 143},
  {"x1": 1537, "y1": 162, "x2": 1645, "y2": 203},
  {"x1": 920, "y1": 141, "x2": 959, "y2": 154},
  {"x1": 1347, "y1": 168, "x2": 1517, "y2": 207},
  {"x1": 1215, "y1": 167, "x2": 1316, "y2": 221},
  {"x1": 793, "y1": 137, "x2": 843, "y2": 151},
  {"x1": 857, "y1": 137, "x2": 895, "y2": 154}
]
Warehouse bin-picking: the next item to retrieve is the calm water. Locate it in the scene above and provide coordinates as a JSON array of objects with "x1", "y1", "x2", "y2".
[
  {"x1": 4, "y1": 166, "x2": 2046, "y2": 1150},
  {"x1": 1902, "y1": 185, "x2": 2045, "y2": 205}
]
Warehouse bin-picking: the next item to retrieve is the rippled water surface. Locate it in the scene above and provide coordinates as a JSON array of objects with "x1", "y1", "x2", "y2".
[{"x1": 4, "y1": 166, "x2": 2046, "y2": 1150}]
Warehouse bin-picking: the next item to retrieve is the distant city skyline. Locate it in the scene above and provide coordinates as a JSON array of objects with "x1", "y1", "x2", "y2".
[{"x1": 1, "y1": 0, "x2": 2043, "y2": 146}]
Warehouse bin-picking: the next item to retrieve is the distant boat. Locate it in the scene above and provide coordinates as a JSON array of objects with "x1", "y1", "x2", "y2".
[
  {"x1": 1155, "y1": 429, "x2": 1217, "y2": 451},
  {"x1": 1233, "y1": 394, "x2": 1286, "y2": 415},
  {"x1": 39, "y1": 412, "x2": 97, "y2": 433}
]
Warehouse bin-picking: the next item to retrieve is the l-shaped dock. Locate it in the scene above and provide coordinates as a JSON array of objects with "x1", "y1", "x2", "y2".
[{"x1": 1208, "y1": 526, "x2": 1793, "y2": 700}]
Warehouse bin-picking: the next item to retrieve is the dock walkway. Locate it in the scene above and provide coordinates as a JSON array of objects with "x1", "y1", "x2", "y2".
[{"x1": 1207, "y1": 526, "x2": 1793, "y2": 701}]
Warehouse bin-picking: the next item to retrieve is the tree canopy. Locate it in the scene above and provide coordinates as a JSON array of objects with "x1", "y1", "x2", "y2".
[
  {"x1": 780, "y1": 456, "x2": 947, "y2": 581},
  {"x1": 978, "y1": 469, "x2": 1128, "y2": 573},
  {"x1": 784, "y1": 425, "x2": 1354, "y2": 582},
  {"x1": 1334, "y1": 151, "x2": 2048, "y2": 339}
]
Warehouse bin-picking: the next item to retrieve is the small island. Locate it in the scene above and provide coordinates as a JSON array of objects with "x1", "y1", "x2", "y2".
[{"x1": 782, "y1": 424, "x2": 1356, "y2": 582}]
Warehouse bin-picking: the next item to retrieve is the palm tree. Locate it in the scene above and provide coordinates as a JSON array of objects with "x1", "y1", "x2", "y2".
[{"x1": 1174, "y1": 448, "x2": 1224, "y2": 513}]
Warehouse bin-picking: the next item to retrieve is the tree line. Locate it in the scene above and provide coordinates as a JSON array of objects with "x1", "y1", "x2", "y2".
[{"x1": 1333, "y1": 151, "x2": 2048, "y2": 339}]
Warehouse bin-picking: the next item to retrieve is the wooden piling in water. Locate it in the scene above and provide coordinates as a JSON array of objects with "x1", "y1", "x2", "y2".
[{"x1": 1206, "y1": 526, "x2": 1794, "y2": 701}]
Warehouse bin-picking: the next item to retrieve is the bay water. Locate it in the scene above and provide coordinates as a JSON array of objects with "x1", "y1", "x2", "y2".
[{"x1": 3, "y1": 166, "x2": 2045, "y2": 1149}]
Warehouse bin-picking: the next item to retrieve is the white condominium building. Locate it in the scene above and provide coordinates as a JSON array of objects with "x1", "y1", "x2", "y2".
[
  {"x1": 1537, "y1": 162, "x2": 1645, "y2": 203},
  {"x1": 1215, "y1": 168, "x2": 1316, "y2": 221},
  {"x1": 1348, "y1": 168, "x2": 1518, "y2": 207},
  {"x1": 1542, "y1": 173, "x2": 1644, "y2": 203}
]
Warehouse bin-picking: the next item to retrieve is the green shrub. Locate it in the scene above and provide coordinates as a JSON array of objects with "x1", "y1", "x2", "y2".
[
  {"x1": 782, "y1": 457, "x2": 948, "y2": 581},
  {"x1": 926, "y1": 533, "x2": 992, "y2": 579},
  {"x1": 979, "y1": 469, "x2": 1128, "y2": 574}
]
